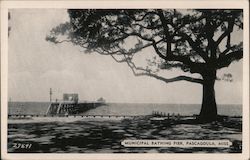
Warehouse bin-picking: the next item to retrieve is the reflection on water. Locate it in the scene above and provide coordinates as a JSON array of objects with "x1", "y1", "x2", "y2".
[{"x1": 8, "y1": 116, "x2": 242, "y2": 153}]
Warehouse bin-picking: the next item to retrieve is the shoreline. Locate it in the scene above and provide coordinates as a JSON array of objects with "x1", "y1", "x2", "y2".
[
  {"x1": 8, "y1": 114, "x2": 242, "y2": 124},
  {"x1": 8, "y1": 114, "x2": 242, "y2": 153}
]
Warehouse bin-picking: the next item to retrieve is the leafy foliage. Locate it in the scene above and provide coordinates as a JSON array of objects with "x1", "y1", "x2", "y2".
[{"x1": 47, "y1": 9, "x2": 243, "y2": 84}]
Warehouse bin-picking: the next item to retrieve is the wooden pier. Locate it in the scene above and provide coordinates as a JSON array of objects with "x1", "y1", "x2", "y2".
[{"x1": 46, "y1": 101, "x2": 105, "y2": 116}]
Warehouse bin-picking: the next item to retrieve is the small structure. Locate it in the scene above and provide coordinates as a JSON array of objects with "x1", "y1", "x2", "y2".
[
  {"x1": 63, "y1": 93, "x2": 78, "y2": 103},
  {"x1": 97, "y1": 97, "x2": 105, "y2": 103}
]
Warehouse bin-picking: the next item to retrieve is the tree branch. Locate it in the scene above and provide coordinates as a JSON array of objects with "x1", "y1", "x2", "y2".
[
  {"x1": 132, "y1": 23, "x2": 161, "y2": 30},
  {"x1": 124, "y1": 54, "x2": 203, "y2": 84},
  {"x1": 152, "y1": 41, "x2": 167, "y2": 59},
  {"x1": 219, "y1": 46, "x2": 235, "y2": 57},
  {"x1": 177, "y1": 33, "x2": 209, "y2": 62},
  {"x1": 215, "y1": 19, "x2": 235, "y2": 47},
  {"x1": 216, "y1": 49, "x2": 243, "y2": 69},
  {"x1": 123, "y1": 31, "x2": 154, "y2": 42},
  {"x1": 45, "y1": 36, "x2": 73, "y2": 44},
  {"x1": 124, "y1": 11, "x2": 158, "y2": 22}
]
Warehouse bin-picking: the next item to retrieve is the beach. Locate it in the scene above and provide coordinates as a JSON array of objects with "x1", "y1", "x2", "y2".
[{"x1": 8, "y1": 115, "x2": 242, "y2": 153}]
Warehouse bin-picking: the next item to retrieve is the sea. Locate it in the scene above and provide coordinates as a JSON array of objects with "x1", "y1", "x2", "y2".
[{"x1": 8, "y1": 102, "x2": 242, "y2": 116}]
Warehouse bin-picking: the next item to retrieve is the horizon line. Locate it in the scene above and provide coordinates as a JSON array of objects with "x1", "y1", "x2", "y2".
[{"x1": 7, "y1": 100, "x2": 243, "y2": 105}]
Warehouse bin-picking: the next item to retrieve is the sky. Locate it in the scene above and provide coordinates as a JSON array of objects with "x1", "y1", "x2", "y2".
[{"x1": 8, "y1": 9, "x2": 243, "y2": 104}]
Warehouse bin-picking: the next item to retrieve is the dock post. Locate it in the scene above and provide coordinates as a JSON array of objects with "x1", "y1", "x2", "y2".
[
  {"x1": 56, "y1": 103, "x2": 62, "y2": 115},
  {"x1": 172, "y1": 113, "x2": 175, "y2": 119},
  {"x1": 46, "y1": 103, "x2": 52, "y2": 115},
  {"x1": 177, "y1": 114, "x2": 180, "y2": 120}
]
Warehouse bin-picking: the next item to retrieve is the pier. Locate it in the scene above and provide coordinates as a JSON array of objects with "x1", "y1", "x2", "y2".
[
  {"x1": 46, "y1": 101, "x2": 104, "y2": 116},
  {"x1": 46, "y1": 93, "x2": 105, "y2": 116}
]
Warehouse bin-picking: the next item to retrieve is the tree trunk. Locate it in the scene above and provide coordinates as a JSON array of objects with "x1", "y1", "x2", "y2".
[{"x1": 198, "y1": 71, "x2": 218, "y2": 123}]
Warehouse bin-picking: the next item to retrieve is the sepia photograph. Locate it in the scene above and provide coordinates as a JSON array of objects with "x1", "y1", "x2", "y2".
[{"x1": 1, "y1": 0, "x2": 249, "y2": 160}]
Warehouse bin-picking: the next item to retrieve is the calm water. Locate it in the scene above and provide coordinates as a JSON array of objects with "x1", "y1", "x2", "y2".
[{"x1": 8, "y1": 102, "x2": 242, "y2": 116}]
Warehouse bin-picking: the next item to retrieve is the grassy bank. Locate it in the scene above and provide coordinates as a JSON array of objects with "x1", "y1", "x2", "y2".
[{"x1": 8, "y1": 115, "x2": 242, "y2": 153}]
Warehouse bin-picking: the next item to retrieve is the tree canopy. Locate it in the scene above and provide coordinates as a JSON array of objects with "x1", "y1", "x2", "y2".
[{"x1": 46, "y1": 9, "x2": 243, "y2": 85}]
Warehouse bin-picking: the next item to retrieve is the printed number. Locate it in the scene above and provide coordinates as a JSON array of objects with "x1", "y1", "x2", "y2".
[{"x1": 13, "y1": 143, "x2": 32, "y2": 149}]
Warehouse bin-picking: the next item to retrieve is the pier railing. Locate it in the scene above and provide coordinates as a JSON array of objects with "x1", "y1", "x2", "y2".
[{"x1": 46, "y1": 101, "x2": 105, "y2": 116}]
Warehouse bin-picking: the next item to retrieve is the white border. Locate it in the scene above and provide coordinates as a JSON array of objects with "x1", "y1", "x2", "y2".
[{"x1": 1, "y1": 0, "x2": 249, "y2": 160}]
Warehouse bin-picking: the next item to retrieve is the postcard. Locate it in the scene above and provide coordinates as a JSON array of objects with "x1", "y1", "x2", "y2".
[{"x1": 1, "y1": 0, "x2": 249, "y2": 159}]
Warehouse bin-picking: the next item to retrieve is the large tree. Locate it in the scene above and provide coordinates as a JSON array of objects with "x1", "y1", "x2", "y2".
[{"x1": 46, "y1": 9, "x2": 243, "y2": 123}]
